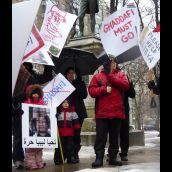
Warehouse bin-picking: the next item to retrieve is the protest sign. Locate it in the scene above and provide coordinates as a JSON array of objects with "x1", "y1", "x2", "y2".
[
  {"x1": 40, "y1": 0, "x2": 77, "y2": 57},
  {"x1": 12, "y1": 0, "x2": 41, "y2": 95},
  {"x1": 43, "y1": 73, "x2": 75, "y2": 107},
  {"x1": 139, "y1": 26, "x2": 160, "y2": 69},
  {"x1": 22, "y1": 24, "x2": 45, "y2": 62},
  {"x1": 23, "y1": 48, "x2": 54, "y2": 66},
  {"x1": 22, "y1": 104, "x2": 58, "y2": 148},
  {"x1": 22, "y1": 24, "x2": 54, "y2": 66},
  {"x1": 100, "y1": 1, "x2": 140, "y2": 57}
]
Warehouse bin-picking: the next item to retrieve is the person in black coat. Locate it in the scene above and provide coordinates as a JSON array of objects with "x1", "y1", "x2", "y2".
[
  {"x1": 64, "y1": 67, "x2": 88, "y2": 163},
  {"x1": 12, "y1": 93, "x2": 25, "y2": 169},
  {"x1": 147, "y1": 75, "x2": 160, "y2": 136},
  {"x1": 148, "y1": 76, "x2": 160, "y2": 96},
  {"x1": 119, "y1": 78, "x2": 136, "y2": 161}
]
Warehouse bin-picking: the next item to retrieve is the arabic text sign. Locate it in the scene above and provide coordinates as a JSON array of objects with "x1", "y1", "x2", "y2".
[
  {"x1": 22, "y1": 104, "x2": 57, "y2": 148},
  {"x1": 100, "y1": 1, "x2": 140, "y2": 56},
  {"x1": 43, "y1": 73, "x2": 75, "y2": 107},
  {"x1": 40, "y1": 0, "x2": 77, "y2": 57},
  {"x1": 139, "y1": 27, "x2": 160, "y2": 69}
]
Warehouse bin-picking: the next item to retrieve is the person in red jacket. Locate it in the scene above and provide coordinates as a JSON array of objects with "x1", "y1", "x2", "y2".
[
  {"x1": 24, "y1": 84, "x2": 46, "y2": 170},
  {"x1": 54, "y1": 99, "x2": 81, "y2": 164},
  {"x1": 88, "y1": 57, "x2": 129, "y2": 168}
]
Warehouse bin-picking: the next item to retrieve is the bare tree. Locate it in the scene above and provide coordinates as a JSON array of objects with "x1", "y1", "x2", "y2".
[
  {"x1": 110, "y1": 0, "x2": 119, "y2": 13},
  {"x1": 152, "y1": 0, "x2": 160, "y2": 25}
]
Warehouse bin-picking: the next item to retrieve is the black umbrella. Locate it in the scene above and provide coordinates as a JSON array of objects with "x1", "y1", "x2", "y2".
[
  {"x1": 98, "y1": 45, "x2": 142, "y2": 64},
  {"x1": 52, "y1": 48, "x2": 100, "y2": 75}
]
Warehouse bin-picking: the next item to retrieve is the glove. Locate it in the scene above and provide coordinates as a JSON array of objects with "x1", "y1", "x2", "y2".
[
  {"x1": 103, "y1": 61, "x2": 111, "y2": 74},
  {"x1": 55, "y1": 113, "x2": 60, "y2": 118},
  {"x1": 12, "y1": 103, "x2": 24, "y2": 116},
  {"x1": 147, "y1": 80, "x2": 155, "y2": 90},
  {"x1": 18, "y1": 109, "x2": 24, "y2": 116}
]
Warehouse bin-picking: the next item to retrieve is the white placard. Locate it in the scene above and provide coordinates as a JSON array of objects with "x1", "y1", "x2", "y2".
[
  {"x1": 23, "y1": 48, "x2": 54, "y2": 66},
  {"x1": 40, "y1": 0, "x2": 77, "y2": 57},
  {"x1": 22, "y1": 104, "x2": 58, "y2": 148},
  {"x1": 100, "y1": 1, "x2": 140, "y2": 57},
  {"x1": 43, "y1": 73, "x2": 75, "y2": 107},
  {"x1": 139, "y1": 26, "x2": 160, "y2": 69},
  {"x1": 12, "y1": 0, "x2": 41, "y2": 95}
]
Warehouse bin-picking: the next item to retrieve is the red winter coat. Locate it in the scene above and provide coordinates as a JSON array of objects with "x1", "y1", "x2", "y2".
[
  {"x1": 57, "y1": 107, "x2": 80, "y2": 137},
  {"x1": 88, "y1": 69, "x2": 129, "y2": 119},
  {"x1": 24, "y1": 84, "x2": 45, "y2": 169}
]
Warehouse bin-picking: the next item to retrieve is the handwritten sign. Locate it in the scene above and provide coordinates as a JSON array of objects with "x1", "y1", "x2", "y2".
[
  {"x1": 100, "y1": 1, "x2": 140, "y2": 57},
  {"x1": 22, "y1": 104, "x2": 58, "y2": 148},
  {"x1": 40, "y1": 0, "x2": 77, "y2": 57},
  {"x1": 139, "y1": 26, "x2": 160, "y2": 69},
  {"x1": 43, "y1": 73, "x2": 75, "y2": 107},
  {"x1": 23, "y1": 48, "x2": 54, "y2": 66},
  {"x1": 22, "y1": 24, "x2": 45, "y2": 61}
]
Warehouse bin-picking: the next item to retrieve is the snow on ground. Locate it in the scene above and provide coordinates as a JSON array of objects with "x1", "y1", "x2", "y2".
[
  {"x1": 75, "y1": 162, "x2": 160, "y2": 172},
  {"x1": 42, "y1": 131, "x2": 160, "y2": 160}
]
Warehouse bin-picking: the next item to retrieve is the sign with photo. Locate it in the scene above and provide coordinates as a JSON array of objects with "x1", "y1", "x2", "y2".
[{"x1": 22, "y1": 103, "x2": 58, "y2": 148}]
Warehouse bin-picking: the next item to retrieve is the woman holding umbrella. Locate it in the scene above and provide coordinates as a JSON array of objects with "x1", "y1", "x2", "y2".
[{"x1": 54, "y1": 67, "x2": 88, "y2": 164}]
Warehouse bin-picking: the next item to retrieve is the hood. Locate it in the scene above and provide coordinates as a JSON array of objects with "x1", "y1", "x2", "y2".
[{"x1": 25, "y1": 84, "x2": 43, "y2": 99}]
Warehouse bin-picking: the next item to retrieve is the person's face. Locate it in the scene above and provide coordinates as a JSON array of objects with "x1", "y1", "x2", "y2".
[
  {"x1": 36, "y1": 116, "x2": 48, "y2": 134},
  {"x1": 110, "y1": 59, "x2": 117, "y2": 70},
  {"x1": 32, "y1": 93, "x2": 39, "y2": 102},
  {"x1": 62, "y1": 100, "x2": 69, "y2": 109},
  {"x1": 67, "y1": 69, "x2": 76, "y2": 82}
]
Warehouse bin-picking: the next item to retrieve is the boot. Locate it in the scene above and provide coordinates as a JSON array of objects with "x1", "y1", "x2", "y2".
[
  {"x1": 54, "y1": 148, "x2": 63, "y2": 165},
  {"x1": 74, "y1": 145, "x2": 81, "y2": 163},
  {"x1": 119, "y1": 152, "x2": 128, "y2": 161},
  {"x1": 92, "y1": 150, "x2": 104, "y2": 168},
  {"x1": 67, "y1": 156, "x2": 78, "y2": 164},
  {"x1": 108, "y1": 149, "x2": 122, "y2": 166}
]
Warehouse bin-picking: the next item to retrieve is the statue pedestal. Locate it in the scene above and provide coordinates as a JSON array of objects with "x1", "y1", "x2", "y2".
[{"x1": 66, "y1": 35, "x2": 103, "y2": 56}]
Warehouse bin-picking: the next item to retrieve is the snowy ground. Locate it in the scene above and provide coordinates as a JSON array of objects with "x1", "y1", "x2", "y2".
[
  {"x1": 43, "y1": 130, "x2": 160, "y2": 160},
  {"x1": 42, "y1": 131, "x2": 160, "y2": 172},
  {"x1": 75, "y1": 162, "x2": 160, "y2": 172},
  {"x1": 12, "y1": 131, "x2": 160, "y2": 172}
]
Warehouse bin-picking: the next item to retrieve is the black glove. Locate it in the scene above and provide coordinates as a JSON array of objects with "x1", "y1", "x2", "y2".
[
  {"x1": 18, "y1": 109, "x2": 24, "y2": 116},
  {"x1": 103, "y1": 61, "x2": 111, "y2": 74},
  {"x1": 55, "y1": 113, "x2": 60, "y2": 118},
  {"x1": 147, "y1": 80, "x2": 156, "y2": 90},
  {"x1": 12, "y1": 103, "x2": 24, "y2": 116}
]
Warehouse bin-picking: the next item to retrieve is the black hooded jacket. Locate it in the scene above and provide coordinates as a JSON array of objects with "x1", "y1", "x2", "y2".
[
  {"x1": 64, "y1": 67, "x2": 88, "y2": 119},
  {"x1": 123, "y1": 81, "x2": 136, "y2": 118}
]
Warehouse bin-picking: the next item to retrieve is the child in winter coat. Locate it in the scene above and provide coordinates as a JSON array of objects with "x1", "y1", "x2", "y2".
[
  {"x1": 24, "y1": 84, "x2": 45, "y2": 170},
  {"x1": 54, "y1": 99, "x2": 81, "y2": 164}
]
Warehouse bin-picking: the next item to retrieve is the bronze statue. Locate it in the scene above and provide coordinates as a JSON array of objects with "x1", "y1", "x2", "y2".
[{"x1": 78, "y1": 0, "x2": 99, "y2": 36}]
